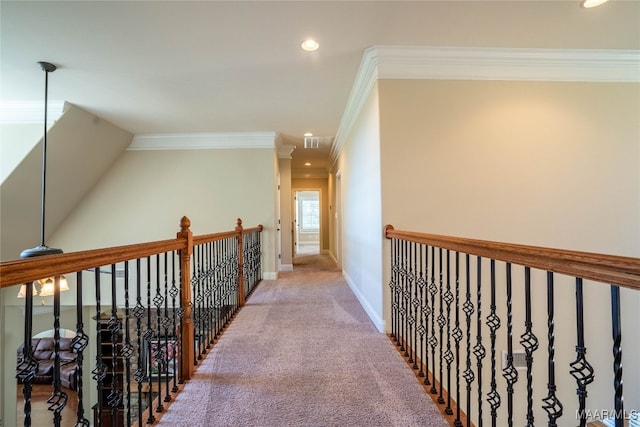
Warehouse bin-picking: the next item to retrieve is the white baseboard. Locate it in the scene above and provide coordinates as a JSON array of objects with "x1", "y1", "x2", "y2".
[
  {"x1": 342, "y1": 270, "x2": 385, "y2": 333},
  {"x1": 263, "y1": 272, "x2": 278, "y2": 280},
  {"x1": 279, "y1": 264, "x2": 293, "y2": 272}
]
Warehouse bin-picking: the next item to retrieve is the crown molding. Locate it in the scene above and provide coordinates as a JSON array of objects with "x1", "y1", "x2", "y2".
[
  {"x1": 129, "y1": 132, "x2": 277, "y2": 150},
  {"x1": 331, "y1": 46, "x2": 640, "y2": 164},
  {"x1": 0, "y1": 101, "x2": 66, "y2": 124},
  {"x1": 374, "y1": 46, "x2": 639, "y2": 82},
  {"x1": 277, "y1": 144, "x2": 296, "y2": 159}
]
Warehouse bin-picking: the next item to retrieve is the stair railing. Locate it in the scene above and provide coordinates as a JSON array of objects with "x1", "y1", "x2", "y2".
[
  {"x1": 0, "y1": 217, "x2": 263, "y2": 427},
  {"x1": 384, "y1": 225, "x2": 639, "y2": 427}
]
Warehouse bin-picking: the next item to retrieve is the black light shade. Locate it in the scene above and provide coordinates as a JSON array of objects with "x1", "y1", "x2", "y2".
[{"x1": 19, "y1": 61, "x2": 63, "y2": 259}]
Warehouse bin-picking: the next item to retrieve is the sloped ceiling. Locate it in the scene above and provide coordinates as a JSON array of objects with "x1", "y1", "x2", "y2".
[{"x1": 0, "y1": 104, "x2": 133, "y2": 261}]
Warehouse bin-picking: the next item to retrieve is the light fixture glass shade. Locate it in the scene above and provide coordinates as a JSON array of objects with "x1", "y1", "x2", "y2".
[
  {"x1": 37, "y1": 275, "x2": 69, "y2": 297},
  {"x1": 17, "y1": 283, "x2": 38, "y2": 298}
]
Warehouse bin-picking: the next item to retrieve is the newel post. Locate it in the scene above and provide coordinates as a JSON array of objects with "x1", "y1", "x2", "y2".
[
  {"x1": 236, "y1": 218, "x2": 246, "y2": 307},
  {"x1": 177, "y1": 216, "x2": 195, "y2": 380}
]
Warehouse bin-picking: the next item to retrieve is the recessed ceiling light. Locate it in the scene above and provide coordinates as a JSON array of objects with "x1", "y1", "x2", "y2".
[
  {"x1": 304, "y1": 132, "x2": 313, "y2": 137},
  {"x1": 581, "y1": 0, "x2": 609, "y2": 7},
  {"x1": 305, "y1": 162, "x2": 311, "y2": 167},
  {"x1": 301, "y1": 39, "x2": 319, "y2": 52}
]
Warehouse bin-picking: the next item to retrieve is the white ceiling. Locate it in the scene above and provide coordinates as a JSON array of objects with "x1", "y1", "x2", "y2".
[{"x1": 1, "y1": 1, "x2": 638, "y2": 170}]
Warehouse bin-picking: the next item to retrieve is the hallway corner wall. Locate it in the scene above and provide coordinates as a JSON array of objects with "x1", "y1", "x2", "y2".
[{"x1": 335, "y1": 83, "x2": 385, "y2": 332}]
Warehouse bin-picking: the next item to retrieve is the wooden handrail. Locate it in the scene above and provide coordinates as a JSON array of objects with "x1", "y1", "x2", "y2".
[
  {"x1": 384, "y1": 225, "x2": 640, "y2": 291},
  {"x1": 0, "y1": 239, "x2": 186, "y2": 289},
  {"x1": 242, "y1": 224, "x2": 263, "y2": 235},
  {"x1": 1, "y1": 220, "x2": 265, "y2": 290}
]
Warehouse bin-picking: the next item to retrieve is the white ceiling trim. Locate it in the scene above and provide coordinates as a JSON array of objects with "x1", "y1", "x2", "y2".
[
  {"x1": 277, "y1": 144, "x2": 296, "y2": 159},
  {"x1": 129, "y1": 132, "x2": 277, "y2": 150},
  {"x1": 374, "y1": 46, "x2": 640, "y2": 82},
  {"x1": 331, "y1": 45, "x2": 640, "y2": 164}
]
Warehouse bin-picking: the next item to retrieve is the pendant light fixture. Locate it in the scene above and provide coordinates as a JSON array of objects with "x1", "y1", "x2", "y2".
[
  {"x1": 17, "y1": 62, "x2": 68, "y2": 300},
  {"x1": 20, "y1": 61, "x2": 63, "y2": 259}
]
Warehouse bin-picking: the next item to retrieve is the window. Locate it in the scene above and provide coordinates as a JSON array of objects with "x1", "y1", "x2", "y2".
[{"x1": 300, "y1": 197, "x2": 319, "y2": 232}]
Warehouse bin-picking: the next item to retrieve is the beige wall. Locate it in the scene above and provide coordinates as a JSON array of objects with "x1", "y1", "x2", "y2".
[
  {"x1": 49, "y1": 147, "x2": 277, "y2": 275},
  {"x1": 292, "y1": 178, "x2": 330, "y2": 252},
  {"x1": 334, "y1": 85, "x2": 385, "y2": 331},
  {"x1": 379, "y1": 79, "x2": 639, "y2": 255},
  {"x1": 378, "y1": 79, "x2": 640, "y2": 424}
]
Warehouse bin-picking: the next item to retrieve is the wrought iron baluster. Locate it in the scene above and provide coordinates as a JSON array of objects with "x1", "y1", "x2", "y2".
[
  {"x1": 395, "y1": 238, "x2": 402, "y2": 347},
  {"x1": 48, "y1": 276, "x2": 67, "y2": 427},
  {"x1": 229, "y1": 237, "x2": 235, "y2": 323},
  {"x1": 145, "y1": 257, "x2": 155, "y2": 424},
  {"x1": 542, "y1": 271, "x2": 563, "y2": 427},
  {"x1": 122, "y1": 262, "x2": 133, "y2": 427},
  {"x1": 428, "y1": 246, "x2": 438, "y2": 395},
  {"x1": 486, "y1": 259, "x2": 501, "y2": 427},
  {"x1": 195, "y1": 245, "x2": 204, "y2": 360},
  {"x1": 453, "y1": 252, "x2": 463, "y2": 427},
  {"x1": 207, "y1": 242, "x2": 215, "y2": 348},
  {"x1": 255, "y1": 231, "x2": 262, "y2": 287},
  {"x1": 162, "y1": 252, "x2": 172, "y2": 403},
  {"x1": 407, "y1": 241, "x2": 416, "y2": 365},
  {"x1": 519, "y1": 267, "x2": 538, "y2": 427},
  {"x1": 16, "y1": 281, "x2": 37, "y2": 427},
  {"x1": 473, "y1": 257, "x2": 485, "y2": 427},
  {"x1": 443, "y1": 249, "x2": 454, "y2": 414},
  {"x1": 92, "y1": 269, "x2": 107, "y2": 426},
  {"x1": 437, "y1": 248, "x2": 446, "y2": 405},
  {"x1": 410, "y1": 241, "x2": 419, "y2": 368},
  {"x1": 229, "y1": 237, "x2": 236, "y2": 318},
  {"x1": 154, "y1": 254, "x2": 165, "y2": 412},
  {"x1": 400, "y1": 239, "x2": 407, "y2": 354},
  {"x1": 132, "y1": 258, "x2": 145, "y2": 423},
  {"x1": 169, "y1": 252, "x2": 180, "y2": 393},
  {"x1": 462, "y1": 254, "x2": 475, "y2": 427},
  {"x1": 72, "y1": 271, "x2": 90, "y2": 427},
  {"x1": 610, "y1": 285, "x2": 624, "y2": 427},
  {"x1": 570, "y1": 277, "x2": 594, "y2": 427},
  {"x1": 213, "y1": 239, "x2": 222, "y2": 340},
  {"x1": 417, "y1": 243, "x2": 427, "y2": 379},
  {"x1": 222, "y1": 239, "x2": 229, "y2": 324},
  {"x1": 390, "y1": 237, "x2": 398, "y2": 343},
  {"x1": 422, "y1": 243, "x2": 431, "y2": 386},
  {"x1": 107, "y1": 264, "x2": 122, "y2": 427},
  {"x1": 502, "y1": 263, "x2": 517, "y2": 427},
  {"x1": 177, "y1": 251, "x2": 185, "y2": 386}
]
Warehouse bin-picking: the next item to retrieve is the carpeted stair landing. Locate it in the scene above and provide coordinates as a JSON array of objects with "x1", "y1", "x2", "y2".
[{"x1": 157, "y1": 254, "x2": 448, "y2": 427}]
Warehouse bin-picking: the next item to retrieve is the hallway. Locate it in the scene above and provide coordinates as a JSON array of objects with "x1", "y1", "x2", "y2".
[{"x1": 156, "y1": 253, "x2": 448, "y2": 426}]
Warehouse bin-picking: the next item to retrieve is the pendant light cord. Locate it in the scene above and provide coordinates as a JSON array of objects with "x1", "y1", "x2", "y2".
[
  {"x1": 40, "y1": 67, "x2": 49, "y2": 247},
  {"x1": 37, "y1": 61, "x2": 56, "y2": 248}
]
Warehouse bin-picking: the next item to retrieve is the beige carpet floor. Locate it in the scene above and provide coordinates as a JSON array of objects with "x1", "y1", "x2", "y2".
[{"x1": 156, "y1": 254, "x2": 448, "y2": 427}]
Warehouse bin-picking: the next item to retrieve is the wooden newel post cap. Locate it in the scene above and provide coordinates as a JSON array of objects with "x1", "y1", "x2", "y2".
[
  {"x1": 383, "y1": 224, "x2": 394, "y2": 239},
  {"x1": 180, "y1": 216, "x2": 191, "y2": 232},
  {"x1": 236, "y1": 218, "x2": 243, "y2": 230},
  {"x1": 258, "y1": 225, "x2": 263, "y2": 232}
]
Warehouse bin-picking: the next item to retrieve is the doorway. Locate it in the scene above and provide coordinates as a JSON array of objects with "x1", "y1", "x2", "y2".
[{"x1": 294, "y1": 190, "x2": 320, "y2": 256}]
